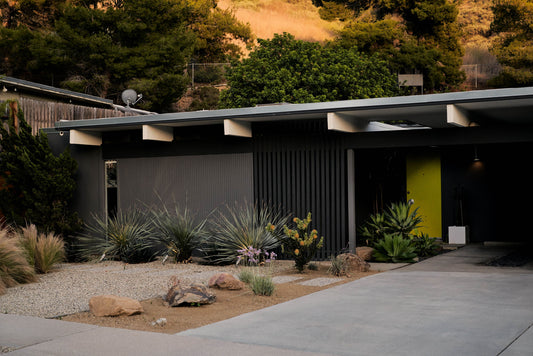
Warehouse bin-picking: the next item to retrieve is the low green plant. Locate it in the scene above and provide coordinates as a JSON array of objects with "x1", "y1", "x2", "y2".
[
  {"x1": 17, "y1": 224, "x2": 65, "y2": 274},
  {"x1": 412, "y1": 232, "x2": 441, "y2": 258},
  {"x1": 200, "y1": 202, "x2": 287, "y2": 265},
  {"x1": 358, "y1": 212, "x2": 387, "y2": 246},
  {"x1": 250, "y1": 275, "x2": 275, "y2": 296},
  {"x1": 372, "y1": 233, "x2": 417, "y2": 263},
  {"x1": 76, "y1": 209, "x2": 157, "y2": 264},
  {"x1": 328, "y1": 255, "x2": 348, "y2": 276},
  {"x1": 0, "y1": 228, "x2": 36, "y2": 295},
  {"x1": 238, "y1": 268, "x2": 255, "y2": 284},
  {"x1": 307, "y1": 263, "x2": 318, "y2": 271},
  {"x1": 278, "y1": 212, "x2": 324, "y2": 273},
  {"x1": 151, "y1": 205, "x2": 205, "y2": 263}
]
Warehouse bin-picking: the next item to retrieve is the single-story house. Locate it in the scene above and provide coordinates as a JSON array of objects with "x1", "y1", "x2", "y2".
[{"x1": 48, "y1": 87, "x2": 533, "y2": 258}]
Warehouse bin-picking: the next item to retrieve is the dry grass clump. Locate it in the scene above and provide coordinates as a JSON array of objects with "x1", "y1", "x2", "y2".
[
  {"x1": 0, "y1": 228, "x2": 37, "y2": 295},
  {"x1": 17, "y1": 224, "x2": 65, "y2": 274},
  {"x1": 218, "y1": 0, "x2": 341, "y2": 42}
]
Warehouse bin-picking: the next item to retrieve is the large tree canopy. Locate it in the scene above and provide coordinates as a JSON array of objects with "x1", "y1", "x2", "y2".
[
  {"x1": 220, "y1": 33, "x2": 400, "y2": 108},
  {"x1": 490, "y1": 0, "x2": 533, "y2": 87},
  {"x1": 334, "y1": 0, "x2": 465, "y2": 92},
  {"x1": 0, "y1": 0, "x2": 253, "y2": 112}
]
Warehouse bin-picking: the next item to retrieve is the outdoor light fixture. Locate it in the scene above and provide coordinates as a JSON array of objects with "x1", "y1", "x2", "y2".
[{"x1": 473, "y1": 146, "x2": 480, "y2": 162}]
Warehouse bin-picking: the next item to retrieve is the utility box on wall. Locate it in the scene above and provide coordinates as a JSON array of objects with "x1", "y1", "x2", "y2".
[{"x1": 448, "y1": 226, "x2": 468, "y2": 244}]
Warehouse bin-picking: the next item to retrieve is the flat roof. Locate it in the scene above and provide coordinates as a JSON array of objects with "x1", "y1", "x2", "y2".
[{"x1": 1, "y1": 76, "x2": 114, "y2": 107}]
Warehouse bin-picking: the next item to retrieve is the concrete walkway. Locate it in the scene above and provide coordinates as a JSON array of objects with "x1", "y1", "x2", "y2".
[{"x1": 1, "y1": 244, "x2": 532, "y2": 355}]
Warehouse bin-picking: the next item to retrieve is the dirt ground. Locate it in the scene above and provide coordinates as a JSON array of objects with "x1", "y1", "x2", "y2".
[{"x1": 61, "y1": 264, "x2": 377, "y2": 334}]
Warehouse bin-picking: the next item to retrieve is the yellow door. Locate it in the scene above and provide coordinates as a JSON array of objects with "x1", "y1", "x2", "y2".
[{"x1": 406, "y1": 152, "x2": 442, "y2": 238}]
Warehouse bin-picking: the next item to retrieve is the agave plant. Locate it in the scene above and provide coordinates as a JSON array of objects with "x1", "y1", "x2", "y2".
[
  {"x1": 384, "y1": 201, "x2": 423, "y2": 239},
  {"x1": 358, "y1": 212, "x2": 387, "y2": 246},
  {"x1": 151, "y1": 205, "x2": 205, "y2": 263},
  {"x1": 412, "y1": 232, "x2": 441, "y2": 258},
  {"x1": 76, "y1": 208, "x2": 157, "y2": 263},
  {"x1": 200, "y1": 202, "x2": 288, "y2": 265},
  {"x1": 372, "y1": 233, "x2": 417, "y2": 263}
]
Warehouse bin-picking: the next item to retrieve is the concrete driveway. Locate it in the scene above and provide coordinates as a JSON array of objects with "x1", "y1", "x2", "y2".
[{"x1": 2, "y1": 244, "x2": 532, "y2": 355}]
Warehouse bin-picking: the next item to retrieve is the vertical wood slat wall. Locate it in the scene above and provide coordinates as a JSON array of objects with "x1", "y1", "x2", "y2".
[{"x1": 253, "y1": 122, "x2": 348, "y2": 259}]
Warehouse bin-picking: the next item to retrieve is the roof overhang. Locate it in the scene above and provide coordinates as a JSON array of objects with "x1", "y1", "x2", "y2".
[{"x1": 54, "y1": 87, "x2": 533, "y2": 145}]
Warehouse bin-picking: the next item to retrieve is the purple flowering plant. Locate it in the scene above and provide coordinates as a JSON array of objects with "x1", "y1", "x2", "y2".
[{"x1": 236, "y1": 246, "x2": 277, "y2": 266}]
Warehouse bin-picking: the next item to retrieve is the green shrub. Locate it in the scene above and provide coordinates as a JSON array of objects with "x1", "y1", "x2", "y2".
[
  {"x1": 76, "y1": 209, "x2": 156, "y2": 264},
  {"x1": 373, "y1": 234, "x2": 417, "y2": 263},
  {"x1": 279, "y1": 212, "x2": 324, "y2": 273},
  {"x1": 359, "y1": 200, "x2": 423, "y2": 245},
  {"x1": 238, "y1": 268, "x2": 255, "y2": 284},
  {"x1": 17, "y1": 224, "x2": 65, "y2": 273},
  {"x1": 201, "y1": 202, "x2": 287, "y2": 265},
  {"x1": 250, "y1": 275, "x2": 275, "y2": 296},
  {"x1": 328, "y1": 255, "x2": 348, "y2": 276},
  {"x1": 0, "y1": 229, "x2": 36, "y2": 294},
  {"x1": 151, "y1": 205, "x2": 205, "y2": 263},
  {"x1": 412, "y1": 233, "x2": 441, "y2": 258}
]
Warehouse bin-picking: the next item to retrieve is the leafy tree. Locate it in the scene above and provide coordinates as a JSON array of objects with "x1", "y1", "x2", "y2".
[
  {"x1": 0, "y1": 0, "x2": 253, "y2": 112},
  {"x1": 0, "y1": 101, "x2": 82, "y2": 239},
  {"x1": 220, "y1": 33, "x2": 399, "y2": 108},
  {"x1": 334, "y1": 0, "x2": 465, "y2": 92},
  {"x1": 489, "y1": 0, "x2": 533, "y2": 87}
]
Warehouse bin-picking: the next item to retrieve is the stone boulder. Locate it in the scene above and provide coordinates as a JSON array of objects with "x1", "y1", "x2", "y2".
[
  {"x1": 356, "y1": 246, "x2": 374, "y2": 261},
  {"x1": 165, "y1": 282, "x2": 216, "y2": 307},
  {"x1": 89, "y1": 295, "x2": 144, "y2": 317},
  {"x1": 337, "y1": 253, "x2": 370, "y2": 272},
  {"x1": 208, "y1": 273, "x2": 245, "y2": 290}
]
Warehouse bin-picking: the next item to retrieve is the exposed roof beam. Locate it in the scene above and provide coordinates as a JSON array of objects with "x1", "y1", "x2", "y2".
[
  {"x1": 142, "y1": 125, "x2": 173, "y2": 142},
  {"x1": 70, "y1": 130, "x2": 102, "y2": 146},
  {"x1": 224, "y1": 119, "x2": 252, "y2": 138},
  {"x1": 447, "y1": 104, "x2": 471, "y2": 127},
  {"x1": 327, "y1": 112, "x2": 405, "y2": 132}
]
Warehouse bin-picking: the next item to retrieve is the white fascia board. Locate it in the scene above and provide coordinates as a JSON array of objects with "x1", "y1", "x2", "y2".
[
  {"x1": 142, "y1": 125, "x2": 173, "y2": 142},
  {"x1": 447, "y1": 104, "x2": 471, "y2": 127},
  {"x1": 69, "y1": 130, "x2": 102, "y2": 146},
  {"x1": 327, "y1": 112, "x2": 405, "y2": 132},
  {"x1": 224, "y1": 119, "x2": 252, "y2": 138}
]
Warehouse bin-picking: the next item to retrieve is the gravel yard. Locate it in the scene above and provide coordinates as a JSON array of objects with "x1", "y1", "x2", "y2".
[{"x1": 0, "y1": 260, "x2": 294, "y2": 318}]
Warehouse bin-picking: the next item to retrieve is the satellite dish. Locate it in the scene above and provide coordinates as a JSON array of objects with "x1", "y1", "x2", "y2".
[{"x1": 121, "y1": 89, "x2": 142, "y2": 107}]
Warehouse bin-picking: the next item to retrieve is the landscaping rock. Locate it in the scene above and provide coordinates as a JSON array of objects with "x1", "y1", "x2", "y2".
[
  {"x1": 208, "y1": 272, "x2": 245, "y2": 290},
  {"x1": 356, "y1": 247, "x2": 374, "y2": 261},
  {"x1": 165, "y1": 282, "x2": 216, "y2": 307},
  {"x1": 337, "y1": 253, "x2": 370, "y2": 272},
  {"x1": 89, "y1": 295, "x2": 143, "y2": 317}
]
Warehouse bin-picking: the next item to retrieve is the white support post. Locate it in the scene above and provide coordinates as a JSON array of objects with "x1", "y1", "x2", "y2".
[
  {"x1": 142, "y1": 125, "x2": 173, "y2": 142},
  {"x1": 224, "y1": 119, "x2": 252, "y2": 138},
  {"x1": 447, "y1": 104, "x2": 471, "y2": 127},
  {"x1": 70, "y1": 130, "x2": 102, "y2": 146}
]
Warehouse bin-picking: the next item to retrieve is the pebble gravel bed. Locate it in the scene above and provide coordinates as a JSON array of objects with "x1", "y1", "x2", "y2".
[{"x1": 0, "y1": 260, "x2": 293, "y2": 319}]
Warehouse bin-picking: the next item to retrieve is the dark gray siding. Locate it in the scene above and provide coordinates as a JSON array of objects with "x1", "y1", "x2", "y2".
[{"x1": 117, "y1": 153, "x2": 253, "y2": 218}]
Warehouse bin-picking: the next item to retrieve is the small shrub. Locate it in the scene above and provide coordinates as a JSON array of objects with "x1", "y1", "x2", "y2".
[
  {"x1": 278, "y1": 212, "x2": 324, "y2": 273},
  {"x1": 201, "y1": 202, "x2": 287, "y2": 265},
  {"x1": 76, "y1": 209, "x2": 156, "y2": 263},
  {"x1": 17, "y1": 225, "x2": 65, "y2": 273},
  {"x1": 373, "y1": 234, "x2": 417, "y2": 263},
  {"x1": 238, "y1": 268, "x2": 255, "y2": 284},
  {"x1": 412, "y1": 233, "x2": 441, "y2": 258},
  {"x1": 250, "y1": 275, "x2": 275, "y2": 296},
  {"x1": 236, "y1": 246, "x2": 277, "y2": 266},
  {"x1": 151, "y1": 205, "x2": 205, "y2": 263},
  {"x1": 307, "y1": 263, "x2": 318, "y2": 271},
  {"x1": 0, "y1": 229, "x2": 36, "y2": 294},
  {"x1": 328, "y1": 255, "x2": 348, "y2": 276}
]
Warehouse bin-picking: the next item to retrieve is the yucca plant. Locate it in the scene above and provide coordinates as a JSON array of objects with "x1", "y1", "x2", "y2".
[
  {"x1": 0, "y1": 228, "x2": 36, "y2": 294},
  {"x1": 17, "y1": 224, "x2": 65, "y2": 273},
  {"x1": 201, "y1": 202, "x2": 288, "y2": 265},
  {"x1": 151, "y1": 205, "x2": 205, "y2": 263},
  {"x1": 76, "y1": 208, "x2": 157, "y2": 263},
  {"x1": 372, "y1": 233, "x2": 417, "y2": 263},
  {"x1": 328, "y1": 254, "x2": 348, "y2": 276},
  {"x1": 384, "y1": 201, "x2": 423, "y2": 240}
]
